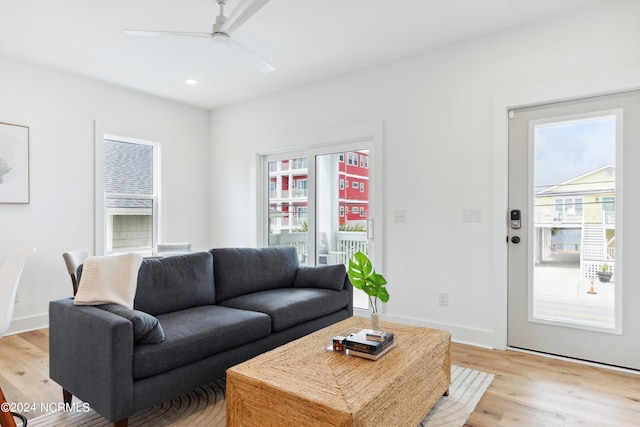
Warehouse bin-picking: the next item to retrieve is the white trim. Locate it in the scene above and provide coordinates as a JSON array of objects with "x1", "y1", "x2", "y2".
[
  {"x1": 5, "y1": 313, "x2": 48, "y2": 335},
  {"x1": 492, "y1": 65, "x2": 640, "y2": 350},
  {"x1": 383, "y1": 314, "x2": 495, "y2": 349},
  {"x1": 94, "y1": 121, "x2": 162, "y2": 256}
]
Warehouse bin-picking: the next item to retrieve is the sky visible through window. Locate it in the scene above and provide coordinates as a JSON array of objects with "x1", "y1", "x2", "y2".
[{"x1": 534, "y1": 116, "x2": 615, "y2": 190}]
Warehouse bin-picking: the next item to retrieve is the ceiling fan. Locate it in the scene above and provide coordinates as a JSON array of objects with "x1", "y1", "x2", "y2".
[{"x1": 124, "y1": 0, "x2": 275, "y2": 73}]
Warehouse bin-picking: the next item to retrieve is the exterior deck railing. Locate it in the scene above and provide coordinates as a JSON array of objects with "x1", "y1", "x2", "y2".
[{"x1": 268, "y1": 231, "x2": 369, "y2": 266}]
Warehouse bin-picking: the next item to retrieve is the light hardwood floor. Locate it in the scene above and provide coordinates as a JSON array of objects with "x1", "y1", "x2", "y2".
[{"x1": 1, "y1": 329, "x2": 640, "y2": 425}]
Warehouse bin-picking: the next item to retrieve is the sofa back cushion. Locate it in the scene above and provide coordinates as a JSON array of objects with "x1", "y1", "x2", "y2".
[
  {"x1": 212, "y1": 247, "x2": 299, "y2": 302},
  {"x1": 134, "y1": 252, "x2": 215, "y2": 315},
  {"x1": 293, "y1": 264, "x2": 347, "y2": 291}
]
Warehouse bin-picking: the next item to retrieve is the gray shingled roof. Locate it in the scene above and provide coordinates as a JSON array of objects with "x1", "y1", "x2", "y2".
[{"x1": 104, "y1": 139, "x2": 154, "y2": 209}]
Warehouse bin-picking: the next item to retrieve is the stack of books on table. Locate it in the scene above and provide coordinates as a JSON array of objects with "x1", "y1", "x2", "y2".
[{"x1": 344, "y1": 329, "x2": 396, "y2": 360}]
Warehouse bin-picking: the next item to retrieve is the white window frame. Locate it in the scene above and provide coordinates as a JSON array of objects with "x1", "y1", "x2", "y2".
[
  {"x1": 95, "y1": 121, "x2": 161, "y2": 256},
  {"x1": 257, "y1": 121, "x2": 384, "y2": 313},
  {"x1": 297, "y1": 178, "x2": 308, "y2": 190}
]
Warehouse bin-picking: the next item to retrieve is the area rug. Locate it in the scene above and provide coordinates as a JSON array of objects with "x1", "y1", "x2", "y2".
[{"x1": 23, "y1": 365, "x2": 493, "y2": 427}]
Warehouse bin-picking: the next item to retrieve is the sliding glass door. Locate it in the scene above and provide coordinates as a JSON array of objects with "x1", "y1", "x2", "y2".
[{"x1": 259, "y1": 125, "x2": 382, "y2": 311}]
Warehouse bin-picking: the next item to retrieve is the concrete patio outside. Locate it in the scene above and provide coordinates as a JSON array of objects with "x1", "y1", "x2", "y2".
[{"x1": 533, "y1": 252, "x2": 615, "y2": 329}]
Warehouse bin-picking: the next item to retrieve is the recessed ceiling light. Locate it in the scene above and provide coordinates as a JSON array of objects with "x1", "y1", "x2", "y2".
[{"x1": 185, "y1": 78, "x2": 198, "y2": 85}]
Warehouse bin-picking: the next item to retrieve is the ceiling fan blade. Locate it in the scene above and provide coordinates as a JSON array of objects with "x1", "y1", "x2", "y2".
[
  {"x1": 124, "y1": 30, "x2": 212, "y2": 38},
  {"x1": 220, "y1": 0, "x2": 270, "y2": 35},
  {"x1": 226, "y1": 37, "x2": 275, "y2": 73}
]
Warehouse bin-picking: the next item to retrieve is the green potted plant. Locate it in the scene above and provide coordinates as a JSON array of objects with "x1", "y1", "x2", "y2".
[
  {"x1": 347, "y1": 251, "x2": 389, "y2": 328},
  {"x1": 597, "y1": 263, "x2": 612, "y2": 283}
]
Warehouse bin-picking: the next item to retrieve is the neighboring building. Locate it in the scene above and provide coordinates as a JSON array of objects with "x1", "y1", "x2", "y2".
[
  {"x1": 104, "y1": 138, "x2": 157, "y2": 254},
  {"x1": 269, "y1": 151, "x2": 369, "y2": 232},
  {"x1": 268, "y1": 157, "x2": 309, "y2": 231},
  {"x1": 338, "y1": 151, "x2": 369, "y2": 224},
  {"x1": 535, "y1": 165, "x2": 616, "y2": 279}
]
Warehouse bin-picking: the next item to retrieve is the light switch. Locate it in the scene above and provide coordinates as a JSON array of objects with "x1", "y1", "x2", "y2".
[
  {"x1": 462, "y1": 208, "x2": 482, "y2": 222},
  {"x1": 393, "y1": 210, "x2": 407, "y2": 222}
]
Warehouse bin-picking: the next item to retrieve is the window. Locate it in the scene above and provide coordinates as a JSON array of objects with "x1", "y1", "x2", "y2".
[
  {"x1": 574, "y1": 198, "x2": 583, "y2": 218},
  {"x1": 602, "y1": 196, "x2": 615, "y2": 223},
  {"x1": 360, "y1": 182, "x2": 365, "y2": 192},
  {"x1": 347, "y1": 153, "x2": 355, "y2": 165},
  {"x1": 553, "y1": 197, "x2": 583, "y2": 222},
  {"x1": 295, "y1": 179, "x2": 308, "y2": 197},
  {"x1": 290, "y1": 157, "x2": 308, "y2": 169},
  {"x1": 340, "y1": 179, "x2": 345, "y2": 190},
  {"x1": 339, "y1": 153, "x2": 344, "y2": 162},
  {"x1": 554, "y1": 199, "x2": 564, "y2": 219},
  {"x1": 360, "y1": 207, "x2": 365, "y2": 217},
  {"x1": 296, "y1": 206, "x2": 308, "y2": 219},
  {"x1": 352, "y1": 182, "x2": 359, "y2": 189},
  {"x1": 352, "y1": 207, "x2": 358, "y2": 214},
  {"x1": 102, "y1": 137, "x2": 159, "y2": 255},
  {"x1": 360, "y1": 154, "x2": 366, "y2": 168},
  {"x1": 340, "y1": 206, "x2": 345, "y2": 217}
]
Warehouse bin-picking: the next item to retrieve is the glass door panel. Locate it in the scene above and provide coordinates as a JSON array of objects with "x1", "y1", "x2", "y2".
[
  {"x1": 317, "y1": 150, "x2": 370, "y2": 309},
  {"x1": 532, "y1": 115, "x2": 616, "y2": 330},
  {"x1": 267, "y1": 157, "x2": 309, "y2": 264}
]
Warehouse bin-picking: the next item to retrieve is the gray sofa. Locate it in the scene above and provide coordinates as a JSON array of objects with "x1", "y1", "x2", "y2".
[{"x1": 49, "y1": 247, "x2": 353, "y2": 426}]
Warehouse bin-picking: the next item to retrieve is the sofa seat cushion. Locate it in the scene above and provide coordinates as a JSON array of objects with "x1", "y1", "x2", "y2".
[
  {"x1": 218, "y1": 288, "x2": 350, "y2": 332},
  {"x1": 133, "y1": 305, "x2": 271, "y2": 379}
]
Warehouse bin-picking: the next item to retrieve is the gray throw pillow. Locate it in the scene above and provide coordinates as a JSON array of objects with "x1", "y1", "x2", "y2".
[
  {"x1": 98, "y1": 304, "x2": 165, "y2": 344},
  {"x1": 293, "y1": 264, "x2": 346, "y2": 291}
]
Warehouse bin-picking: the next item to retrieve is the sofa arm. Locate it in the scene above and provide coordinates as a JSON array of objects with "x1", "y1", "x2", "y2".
[
  {"x1": 49, "y1": 298, "x2": 135, "y2": 422},
  {"x1": 344, "y1": 276, "x2": 354, "y2": 317}
]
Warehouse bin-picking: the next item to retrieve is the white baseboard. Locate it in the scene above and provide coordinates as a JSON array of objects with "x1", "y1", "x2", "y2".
[
  {"x1": 379, "y1": 314, "x2": 495, "y2": 349},
  {"x1": 5, "y1": 313, "x2": 49, "y2": 336}
]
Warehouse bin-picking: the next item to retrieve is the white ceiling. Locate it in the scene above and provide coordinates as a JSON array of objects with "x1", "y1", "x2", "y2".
[{"x1": 0, "y1": 0, "x2": 603, "y2": 110}]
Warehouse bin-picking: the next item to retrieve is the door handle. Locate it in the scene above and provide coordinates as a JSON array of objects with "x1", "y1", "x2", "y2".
[{"x1": 511, "y1": 236, "x2": 521, "y2": 244}]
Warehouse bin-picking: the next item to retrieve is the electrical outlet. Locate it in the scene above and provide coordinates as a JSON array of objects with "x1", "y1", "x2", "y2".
[{"x1": 438, "y1": 292, "x2": 448, "y2": 306}]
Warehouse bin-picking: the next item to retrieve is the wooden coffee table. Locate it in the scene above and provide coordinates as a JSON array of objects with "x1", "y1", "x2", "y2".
[{"x1": 226, "y1": 316, "x2": 451, "y2": 426}]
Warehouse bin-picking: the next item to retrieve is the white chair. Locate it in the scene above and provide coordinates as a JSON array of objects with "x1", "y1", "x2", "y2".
[
  {"x1": 62, "y1": 249, "x2": 90, "y2": 296},
  {"x1": 155, "y1": 242, "x2": 191, "y2": 256},
  {"x1": 0, "y1": 248, "x2": 36, "y2": 427}
]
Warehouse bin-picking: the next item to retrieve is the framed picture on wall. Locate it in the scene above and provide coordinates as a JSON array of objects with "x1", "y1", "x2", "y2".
[{"x1": 0, "y1": 122, "x2": 30, "y2": 204}]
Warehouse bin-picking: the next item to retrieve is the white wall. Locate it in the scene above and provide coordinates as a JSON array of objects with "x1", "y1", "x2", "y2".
[
  {"x1": 209, "y1": 0, "x2": 640, "y2": 347},
  {"x1": 0, "y1": 56, "x2": 210, "y2": 334}
]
